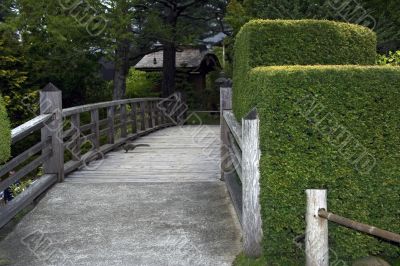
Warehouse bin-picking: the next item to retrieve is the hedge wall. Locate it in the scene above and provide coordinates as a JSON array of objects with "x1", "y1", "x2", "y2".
[
  {"x1": 233, "y1": 19, "x2": 377, "y2": 100},
  {"x1": 0, "y1": 95, "x2": 11, "y2": 164},
  {"x1": 233, "y1": 65, "x2": 400, "y2": 264}
]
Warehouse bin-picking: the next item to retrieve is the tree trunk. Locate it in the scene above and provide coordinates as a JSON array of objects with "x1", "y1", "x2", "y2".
[
  {"x1": 161, "y1": 42, "x2": 176, "y2": 97},
  {"x1": 113, "y1": 39, "x2": 130, "y2": 100}
]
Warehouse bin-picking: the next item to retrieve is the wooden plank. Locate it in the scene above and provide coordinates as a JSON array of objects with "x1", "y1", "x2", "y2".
[
  {"x1": 0, "y1": 138, "x2": 51, "y2": 178},
  {"x1": 148, "y1": 101, "x2": 154, "y2": 129},
  {"x1": 223, "y1": 110, "x2": 242, "y2": 148},
  {"x1": 63, "y1": 123, "x2": 175, "y2": 175},
  {"x1": 40, "y1": 84, "x2": 64, "y2": 182},
  {"x1": 79, "y1": 122, "x2": 95, "y2": 133},
  {"x1": 130, "y1": 103, "x2": 137, "y2": 134},
  {"x1": 242, "y1": 108, "x2": 262, "y2": 258},
  {"x1": 306, "y1": 189, "x2": 329, "y2": 266},
  {"x1": 120, "y1": 104, "x2": 127, "y2": 138},
  {"x1": 140, "y1": 101, "x2": 146, "y2": 131},
  {"x1": 0, "y1": 149, "x2": 52, "y2": 192},
  {"x1": 107, "y1": 106, "x2": 115, "y2": 144},
  {"x1": 0, "y1": 174, "x2": 57, "y2": 228},
  {"x1": 220, "y1": 87, "x2": 232, "y2": 179},
  {"x1": 70, "y1": 113, "x2": 81, "y2": 161},
  {"x1": 91, "y1": 109, "x2": 100, "y2": 149},
  {"x1": 11, "y1": 114, "x2": 53, "y2": 144},
  {"x1": 224, "y1": 171, "x2": 243, "y2": 226}
]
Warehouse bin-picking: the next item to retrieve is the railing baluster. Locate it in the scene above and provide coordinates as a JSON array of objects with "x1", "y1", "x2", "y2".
[
  {"x1": 120, "y1": 104, "x2": 127, "y2": 138},
  {"x1": 148, "y1": 101, "x2": 154, "y2": 129},
  {"x1": 131, "y1": 102, "x2": 137, "y2": 134},
  {"x1": 140, "y1": 101, "x2": 146, "y2": 131},
  {"x1": 90, "y1": 109, "x2": 100, "y2": 149},
  {"x1": 71, "y1": 113, "x2": 81, "y2": 161},
  {"x1": 107, "y1": 106, "x2": 115, "y2": 144}
]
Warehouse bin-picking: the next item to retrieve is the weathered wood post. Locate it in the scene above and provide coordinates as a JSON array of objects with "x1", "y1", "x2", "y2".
[
  {"x1": 219, "y1": 74, "x2": 232, "y2": 181},
  {"x1": 70, "y1": 113, "x2": 81, "y2": 161},
  {"x1": 40, "y1": 83, "x2": 64, "y2": 182},
  {"x1": 120, "y1": 104, "x2": 127, "y2": 138},
  {"x1": 107, "y1": 106, "x2": 115, "y2": 144},
  {"x1": 130, "y1": 102, "x2": 137, "y2": 134},
  {"x1": 90, "y1": 109, "x2": 100, "y2": 149},
  {"x1": 140, "y1": 101, "x2": 146, "y2": 130},
  {"x1": 242, "y1": 108, "x2": 263, "y2": 257},
  {"x1": 305, "y1": 189, "x2": 329, "y2": 266}
]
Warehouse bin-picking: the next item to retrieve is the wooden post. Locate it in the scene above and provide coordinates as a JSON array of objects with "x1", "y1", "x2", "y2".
[
  {"x1": 305, "y1": 189, "x2": 329, "y2": 266},
  {"x1": 40, "y1": 83, "x2": 64, "y2": 182},
  {"x1": 242, "y1": 108, "x2": 263, "y2": 257},
  {"x1": 220, "y1": 86, "x2": 232, "y2": 180},
  {"x1": 148, "y1": 101, "x2": 154, "y2": 129},
  {"x1": 71, "y1": 113, "x2": 81, "y2": 161},
  {"x1": 90, "y1": 109, "x2": 100, "y2": 149},
  {"x1": 120, "y1": 104, "x2": 127, "y2": 138},
  {"x1": 107, "y1": 106, "x2": 115, "y2": 144},
  {"x1": 130, "y1": 103, "x2": 137, "y2": 134},
  {"x1": 140, "y1": 101, "x2": 146, "y2": 131}
]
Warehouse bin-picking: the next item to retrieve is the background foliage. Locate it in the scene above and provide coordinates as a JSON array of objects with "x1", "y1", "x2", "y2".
[
  {"x1": 0, "y1": 95, "x2": 11, "y2": 164},
  {"x1": 377, "y1": 51, "x2": 400, "y2": 66}
]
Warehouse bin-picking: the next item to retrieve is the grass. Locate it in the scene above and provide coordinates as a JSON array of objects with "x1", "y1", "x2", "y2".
[{"x1": 233, "y1": 253, "x2": 267, "y2": 266}]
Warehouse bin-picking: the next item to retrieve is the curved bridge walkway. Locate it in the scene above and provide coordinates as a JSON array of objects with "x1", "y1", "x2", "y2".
[{"x1": 0, "y1": 126, "x2": 241, "y2": 266}]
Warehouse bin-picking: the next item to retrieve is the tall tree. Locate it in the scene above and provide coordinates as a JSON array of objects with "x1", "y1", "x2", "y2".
[{"x1": 143, "y1": 0, "x2": 226, "y2": 97}]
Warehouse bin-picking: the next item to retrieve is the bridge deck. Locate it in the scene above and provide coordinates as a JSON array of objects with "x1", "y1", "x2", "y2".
[{"x1": 0, "y1": 126, "x2": 242, "y2": 266}]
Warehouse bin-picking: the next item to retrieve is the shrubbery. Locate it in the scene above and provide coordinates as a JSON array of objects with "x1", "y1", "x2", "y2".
[
  {"x1": 0, "y1": 95, "x2": 11, "y2": 164},
  {"x1": 232, "y1": 19, "x2": 399, "y2": 264},
  {"x1": 233, "y1": 19, "x2": 377, "y2": 98},
  {"x1": 235, "y1": 65, "x2": 400, "y2": 264}
]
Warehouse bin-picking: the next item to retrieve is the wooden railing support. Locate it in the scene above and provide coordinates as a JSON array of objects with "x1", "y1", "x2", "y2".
[
  {"x1": 130, "y1": 102, "x2": 137, "y2": 134},
  {"x1": 305, "y1": 189, "x2": 329, "y2": 266},
  {"x1": 40, "y1": 83, "x2": 64, "y2": 182},
  {"x1": 90, "y1": 109, "x2": 100, "y2": 149},
  {"x1": 107, "y1": 106, "x2": 115, "y2": 144},
  {"x1": 120, "y1": 104, "x2": 127, "y2": 138},
  {"x1": 242, "y1": 108, "x2": 263, "y2": 257},
  {"x1": 220, "y1": 86, "x2": 232, "y2": 180}
]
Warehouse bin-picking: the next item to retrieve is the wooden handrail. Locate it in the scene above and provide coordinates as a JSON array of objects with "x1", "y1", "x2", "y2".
[
  {"x1": 318, "y1": 209, "x2": 400, "y2": 244},
  {"x1": 11, "y1": 114, "x2": 53, "y2": 144},
  {"x1": 62, "y1": 98, "x2": 167, "y2": 117},
  {"x1": 223, "y1": 110, "x2": 243, "y2": 148}
]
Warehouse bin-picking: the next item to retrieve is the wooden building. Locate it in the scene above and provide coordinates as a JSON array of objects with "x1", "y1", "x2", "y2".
[{"x1": 134, "y1": 46, "x2": 221, "y2": 91}]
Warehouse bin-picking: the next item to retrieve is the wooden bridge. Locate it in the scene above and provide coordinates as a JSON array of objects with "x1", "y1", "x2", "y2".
[{"x1": 0, "y1": 83, "x2": 266, "y2": 265}]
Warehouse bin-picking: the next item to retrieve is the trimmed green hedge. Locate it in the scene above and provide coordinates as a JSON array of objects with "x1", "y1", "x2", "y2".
[
  {"x1": 0, "y1": 95, "x2": 11, "y2": 164},
  {"x1": 234, "y1": 65, "x2": 400, "y2": 264},
  {"x1": 233, "y1": 19, "x2": 377, "y2": 98}
]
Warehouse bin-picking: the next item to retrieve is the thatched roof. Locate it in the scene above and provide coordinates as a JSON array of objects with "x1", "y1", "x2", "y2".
[{"x1": 134, "y1": 47, "x2": 220, "y2": 72}]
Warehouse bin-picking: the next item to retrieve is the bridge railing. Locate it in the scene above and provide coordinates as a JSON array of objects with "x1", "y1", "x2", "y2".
[
  {"x1": 220, "y1": 85, "x2": 263, "y2": 257},
  {"x1": 0, "y1": 113, "x2": 57, "y2": 228},
  {"x1": 61, "y1": 96, "x2": 176, "y2": 175},
  {"x1": 0, "y1": 83, "x2": 185, "y2": 228}
]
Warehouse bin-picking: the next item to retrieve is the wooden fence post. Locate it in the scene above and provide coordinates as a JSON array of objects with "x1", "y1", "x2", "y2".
[
  {"x1": 90, "y1": 109, "x2": 100, "y2": 149},
  {"x1": 120, "y1": 104, "x2": 127, "y2": 138},
  {"x1": 242, "y1": 108, "x2": 263, "y2": 257},
  {"x1": 40, "y1": 83, "x2": 64, "y2": 182},
  {"x1": 220, "y1": 86, "x2": 232, "y2": 180},
  {"x1": 107, "y1": 106, "x2": 115, "y2": 144},
  {"x1": 305, "y1": 189, "x2": 329, "y2": 266},
  {"x1": 71, "y1": 113, "x2": 81, "y2": 161}
]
